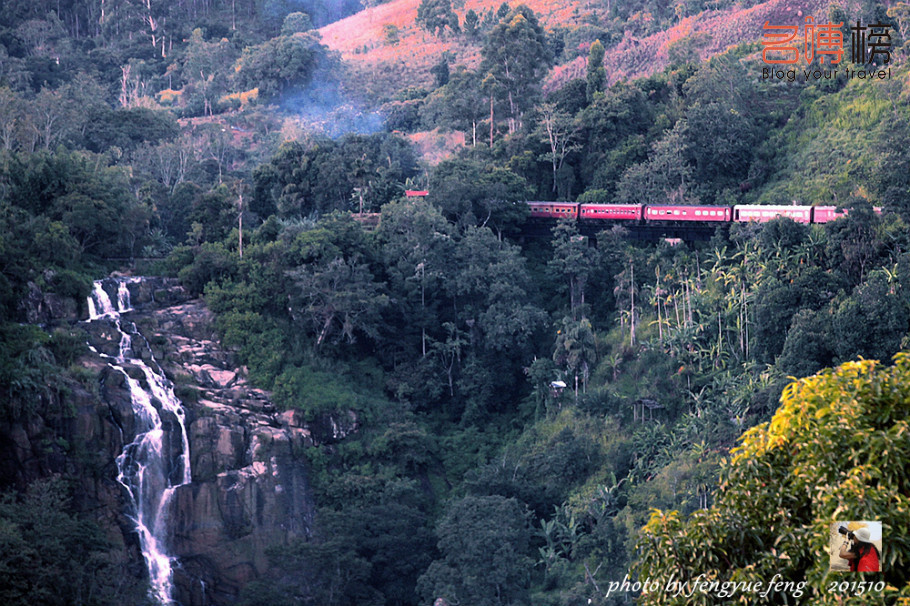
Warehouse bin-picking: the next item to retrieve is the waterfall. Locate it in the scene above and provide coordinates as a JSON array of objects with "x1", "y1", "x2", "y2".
[{"x1": 87, "y1": 278, "x2": 191, "y2": 605}]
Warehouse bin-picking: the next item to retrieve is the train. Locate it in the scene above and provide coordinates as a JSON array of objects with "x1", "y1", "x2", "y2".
[{"x1": 526, "y1": 202, "x2": 878, "y2": 225}]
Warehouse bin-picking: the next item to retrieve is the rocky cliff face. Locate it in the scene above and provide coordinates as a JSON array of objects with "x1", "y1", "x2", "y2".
[{"x1": 2, "y1": 276, "x2": 355, "y2": 606}]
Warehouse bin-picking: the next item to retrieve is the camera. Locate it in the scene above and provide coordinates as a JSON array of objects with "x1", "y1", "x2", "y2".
[{"x1": 838, "y1": 526, "x2": 855, "y2": 540}]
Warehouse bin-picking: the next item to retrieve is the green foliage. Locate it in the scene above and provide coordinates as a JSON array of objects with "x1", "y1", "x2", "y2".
[
  {"x1": 287, "y1": 255, "x2": 389, "y2": 349},
  {"x1": 187, "y1": 184, "x2": 238, "y2": 243},
  {"x1": 428, "y1": 154, "x2": 532, "y2": 231},
  {"x1": 0, "y1": 477, "x2": 146, "y2": 606},
  {"x1": 174, "y1": 242, "x2": 238, "y2": 296},
  {"x1": 7, "y1": 5, "x2": 910, "y2": 605},
  {"x1": 553, "y1": 316, "x2": 597, "y2": 396},
  {"x1": 418, "y1": 495, "x2": 533, "y2": 606},
  {"x1": 215, "y1": 310, "x2": 286, "y2": 386},
  {"x1": 417, "y1": 0, "x2": 459, "y2": 37},
  {"x1": 636, "y1": 356, "x2": 910, "y2": 604},
  {"x1": 82, "y1": 107, "x2": 179, "y2": 154},
  {"x1": 586, "y1": 39, "x2": 606, "y2": 103},
  {"x1": 239, "y1": 534, "x2": 380, "y2": 606},
  {"x1": 47, "y1": 326, "x2": 88, "y2": 367},
  {"x1": 464, "y1": 9, "x2": 481, "y2": 38},
  {"x1": 466, "y1": 421, "x2": 604, "y2": 517},
  {"x1": 751, "y1": 76, "x2": 900, "y2": 206},
  {"x1": 2, "y1": 149, "x2": 149, "y2": 259},
  {"x1": 234, "y1": 31, "x2": 327, "y2": 99},
  {"x1": 481, "y1": 5, "x2": 552, "y2": 127},
  {"x1": 832, "y1": 270, "x2": 909, "y2": 363},
  {"x1": 419, "y1": 67, "x2": 486, "y2": 144},
  {"x1": 240, "y1": 489, "x2": 434, "y2": 606},
  {"x1": 272, "y1": 363, "x2": 369, "y2": 418},
  {"x1": 0, "y1": 323, "x2": 72, "y2": 419},
  {"x1": 281, "y1": 12, "x2": 314, "y2": 35},
  {"x1": 381, "y1": 23, "x2": 400, "y2": 46},
  {"x1": 253, "y1": 134, "x2": 417, "y2": 218},
  {"x1": 430, "y1": 52, "x2": 451, "y2": 89}
]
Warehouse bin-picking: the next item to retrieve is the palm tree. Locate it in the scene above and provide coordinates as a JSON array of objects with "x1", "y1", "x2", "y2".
[
  {"x1": 553, "y1": 316, "x2": 597, "y2": 398},
  {"x1": 603, "y1": 351, "x2": 622, "y2": 381}
]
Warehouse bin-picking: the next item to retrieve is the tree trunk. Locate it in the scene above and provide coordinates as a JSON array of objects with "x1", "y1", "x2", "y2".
[
  {"x1": 489, "y1": 96, "x2": 494, "y2": 147},
  {"x1": 238, "y1": 190, "x2": 243, "y2": 259},
  {"x1": 316, "y1": 315, "x2": 334, "y2": 348},
  {"x1": 630, "y1": 262, "x2": 636, "y2": 345}
]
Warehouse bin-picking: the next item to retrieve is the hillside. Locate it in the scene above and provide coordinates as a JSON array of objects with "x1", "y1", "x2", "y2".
[
  {"x1": 320, "y1": 0, "x2": 619, "y2": 100},
  {"x1": 321, "y1": 0, "x2": 849, "y2": 101},
  {"x1": 552, "y1": 0, "x2": 843, "y2": 88}
]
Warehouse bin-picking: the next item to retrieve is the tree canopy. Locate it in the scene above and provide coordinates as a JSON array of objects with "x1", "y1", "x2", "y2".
[{"x1": 637, "y1": 355, "x2": 910, "y2": 604}]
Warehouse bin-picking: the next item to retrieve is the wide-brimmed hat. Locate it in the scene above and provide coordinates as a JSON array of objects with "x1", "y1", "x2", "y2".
[{"x1": 853, "y1": 527, "x2": 872, "y2": 543}]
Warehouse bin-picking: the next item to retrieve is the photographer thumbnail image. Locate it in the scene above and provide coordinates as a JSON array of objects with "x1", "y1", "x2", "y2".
[{"x1": 829, "y1": 521, "x2": 882, "y2": 572}]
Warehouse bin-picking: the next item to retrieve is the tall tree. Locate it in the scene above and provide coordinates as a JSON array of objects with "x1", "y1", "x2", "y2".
[
  {"x1": 449, "y1": 225, "x2": 544, "y2": 354},
  {"x1": 418, "y1": 495, "x2": 533, "y2": 606},
  {"x1": 585, "y1": 39, "x2": 606, "y2": 103},
  {"x1": 464, "y1": 8, "x2": 480, "y2": 37},
  {"x1": 428, "y1": 155, "x2": 531, "y2": 233},
  {"x1": 553, "y1": 316, "x2": 597, "y2": 398},
  {"x1": 548, "y1": 219, "x2": 599, "y2": 320},
  {"x1": 180, "y1": 28, "x2": 236, "y2": 116},
  {"x1": 377, "y1": 198, "x2": 453, "y2": 357},
  {"x1": 416, "y1": 0, "x2": 458, "y2": 37},
  {"x1": 234, "y1": 30, "x2": 325, "y2": 99},
  {"x1": 536, "y1": 103, "x2": 579, "y2": 196},
  {"x1": 421, "y1": 66, "x2": 486, "y2": 146},
  {"x1": 480, "y1": 5, "x2": 551, "y2": 133},
  {"x1": 287, "y1": 255, "x2": 389, "y2": 349}
]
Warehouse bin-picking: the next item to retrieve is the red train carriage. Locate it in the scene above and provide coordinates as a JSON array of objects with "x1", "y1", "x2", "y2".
[
  {"x1": 811, "y1": 206, "x2": 847, "y2": 223},
  {"x1": 527, "y1": 202, "x2": 579, "y2": 219},
  {"x1": 525, "y1": 201, "x2": 879, "y2": 226},
  {"x1": 733, "y1": 205, "x2": 812, "y2": 224},
  {"x1": 645, "y1": 205, "x2": 731, "y2": 222},
  {"x1": 579, "y1": 204, "x2": 644, "y2": 221},
  {"x1": 812, "y1": 205, "x2": 882, "y2": 223}
]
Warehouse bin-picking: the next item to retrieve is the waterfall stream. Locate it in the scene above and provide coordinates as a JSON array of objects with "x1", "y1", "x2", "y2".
[{"x1": 87, "y1": 278, "x2": 191, "y2": 605}]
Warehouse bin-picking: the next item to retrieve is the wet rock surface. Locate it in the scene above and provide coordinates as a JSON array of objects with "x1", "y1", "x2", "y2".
[
  {"x1": 86, "y1": 277, "x2": 353, "y2": 605},
  {"x1": 2, "y1": 275, "x2": 359, "y2": 605}
]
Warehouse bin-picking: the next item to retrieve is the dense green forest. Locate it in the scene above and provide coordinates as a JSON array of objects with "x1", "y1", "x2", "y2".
[{"x1": 0, "y1": 0, "x2": 909, "y2": 604}]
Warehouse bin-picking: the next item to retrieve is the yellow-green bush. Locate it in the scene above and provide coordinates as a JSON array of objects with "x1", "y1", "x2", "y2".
[{"x1": 636, "y1": 355, "x2": 910, "y2": 604}]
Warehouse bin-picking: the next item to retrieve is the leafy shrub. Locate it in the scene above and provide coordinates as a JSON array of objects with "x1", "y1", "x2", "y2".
[
  {"x1": 174, "y1": 242, "x2": 237, "y2": 296},
  {"x1": 636, "y1": 356, "x2": 910, "y2": 604},
  {"x1": 272, "y1": 363, "x2": 367, "y2": 419}
]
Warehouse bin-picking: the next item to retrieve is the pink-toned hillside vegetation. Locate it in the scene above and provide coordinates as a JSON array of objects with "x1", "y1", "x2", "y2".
[{"x1": 321, "y1": 0, "x2": 857, "y2": 100}]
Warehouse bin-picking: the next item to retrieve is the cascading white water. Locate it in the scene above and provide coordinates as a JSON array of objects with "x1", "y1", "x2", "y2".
[{"x1": 87, "y1": 279, "x2": 191, "y2": 605}]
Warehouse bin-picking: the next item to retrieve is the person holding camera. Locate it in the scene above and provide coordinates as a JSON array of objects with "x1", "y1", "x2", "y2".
[{"x1": 838, "y1": 527, "x2": 880, "y2": 572}]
